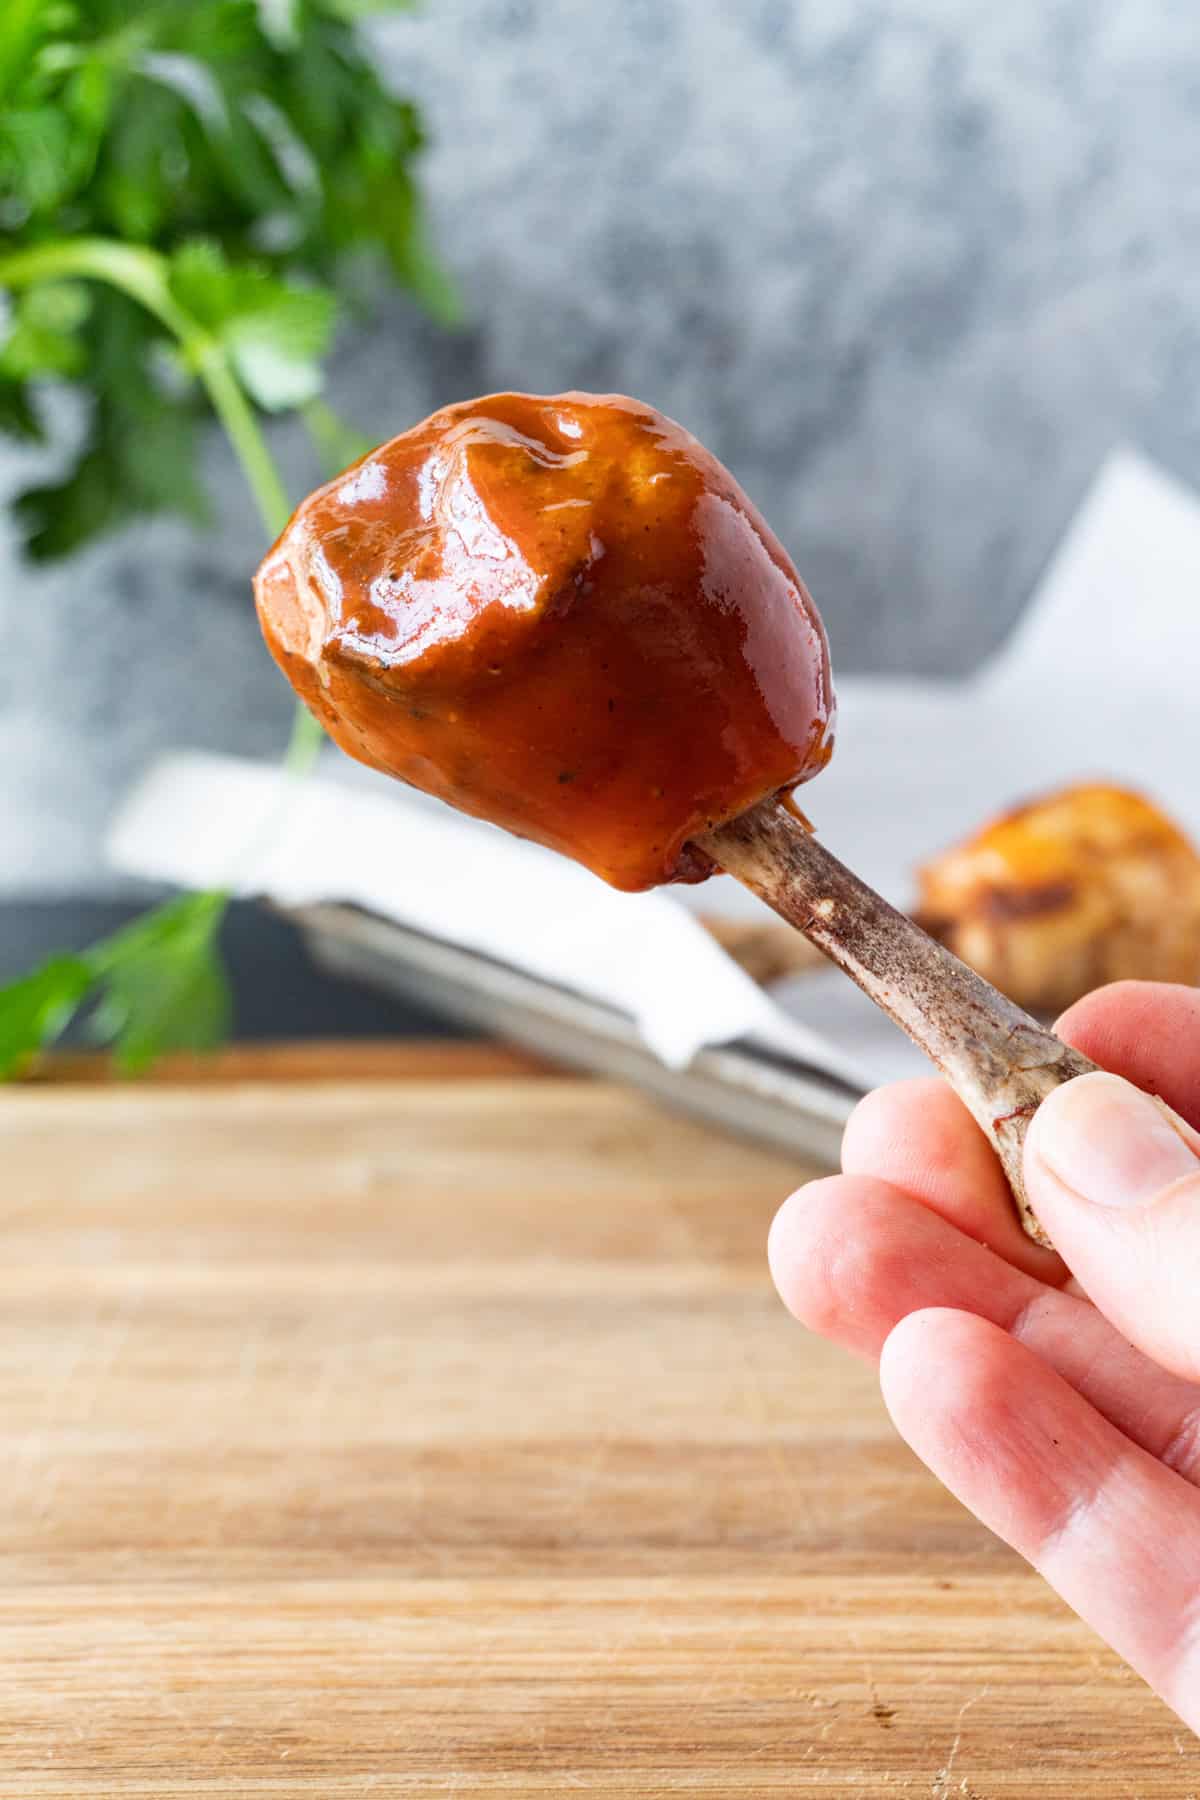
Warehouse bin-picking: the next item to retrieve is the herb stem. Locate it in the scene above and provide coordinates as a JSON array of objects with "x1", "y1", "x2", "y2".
[
  {"x1": 0, "y1": 233, "x2": 312, "y2": 745},
  {"x1": 0, "y1": 238, "x2": 193, "y2": 337},
  {"x1": 0, "y1": 237, "x2": 291, "y2": 538},
  {"x1": 284, "y1": 701, "x2": 324, "y2": 773},
  {"x1": 192, "y1": 340, "x2": 290, "y2": 538}
]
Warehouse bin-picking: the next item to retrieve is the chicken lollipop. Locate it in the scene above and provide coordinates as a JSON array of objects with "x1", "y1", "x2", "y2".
[
  {"x1": 255, "y1": 392, "x2": 834, "y2": 891},
  {"x1": 255, "y1": 391, "x2": 1097, "y2": 1244}
]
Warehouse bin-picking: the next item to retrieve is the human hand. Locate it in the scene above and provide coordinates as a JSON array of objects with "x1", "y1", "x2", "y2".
[{"x1": 769, "y1": 980, "x2": 1200, "y2": 1733}]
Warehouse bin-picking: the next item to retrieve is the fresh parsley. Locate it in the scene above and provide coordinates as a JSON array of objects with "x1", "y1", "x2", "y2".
[
  {"x1": 0, "y1": 954, "x2": 95, "y2": 1080},
  {"x1": 0, "y1": 0, "x2": 454, "y2": 1077},
  {"x1": 0, "y1": 892, "x2": 230, "y2": 1080},
  {"x1": 0, "y1": 0, "x2": 455, "y2": 556}
]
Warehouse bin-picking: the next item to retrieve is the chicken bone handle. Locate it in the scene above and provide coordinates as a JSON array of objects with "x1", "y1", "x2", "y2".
[{"x1": 698, "y1": 797, "x2": 1100, "y2": 1247}]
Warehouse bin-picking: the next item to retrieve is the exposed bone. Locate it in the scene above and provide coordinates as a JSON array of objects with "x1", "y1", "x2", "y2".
[{"x1": 699, "y1": 798, "x2": 1099, "y2": 1246}]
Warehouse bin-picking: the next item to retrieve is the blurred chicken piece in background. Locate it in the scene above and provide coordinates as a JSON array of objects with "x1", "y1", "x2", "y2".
[{"x1": 916, "y1": 783, "x2": 1200, "y2": 1014}]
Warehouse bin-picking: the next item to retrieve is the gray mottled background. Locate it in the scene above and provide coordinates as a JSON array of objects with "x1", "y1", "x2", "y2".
[{"x1": 5, "y1": 0, "x2": 1200, "y2": 893}]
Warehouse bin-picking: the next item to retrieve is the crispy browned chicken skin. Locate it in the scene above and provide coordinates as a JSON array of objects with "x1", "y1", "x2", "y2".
[{"x1": 917, "y1": 783, "x2": 1200, "y2": 1014}]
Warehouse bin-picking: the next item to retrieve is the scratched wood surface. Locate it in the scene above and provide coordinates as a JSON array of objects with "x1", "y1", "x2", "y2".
[{"x1": 0, "y1": 1043, "x2": 1195, "y2": 1796}]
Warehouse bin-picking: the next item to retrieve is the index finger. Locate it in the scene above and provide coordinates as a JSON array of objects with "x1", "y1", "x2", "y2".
[{"x1": 882, "y1": 1308, "x2": 1200, "y2": 1733}]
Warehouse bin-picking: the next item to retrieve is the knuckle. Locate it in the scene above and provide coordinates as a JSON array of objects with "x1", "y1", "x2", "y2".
[{"x1": 1158, "y1": 1404, "x2": 1200, "y2": 1484}]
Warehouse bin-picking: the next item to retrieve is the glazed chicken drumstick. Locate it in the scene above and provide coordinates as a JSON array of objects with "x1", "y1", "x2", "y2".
[{"x1": 255, "y1": 390, "x2": 1096, "y2": 1245}]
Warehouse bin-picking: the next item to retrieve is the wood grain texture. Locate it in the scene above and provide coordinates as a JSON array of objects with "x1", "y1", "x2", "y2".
[
  {"x1": 28, "y1": 1039, "x2": 553, "y2": 1085},
  {"x1": 0, "y1": 1050, "x2": 1195, "y2": 1795}
]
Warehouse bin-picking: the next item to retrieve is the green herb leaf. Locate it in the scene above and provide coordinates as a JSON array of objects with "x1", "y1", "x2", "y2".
[
  {"x1": 170, "y1": 239, "x2": 336, "y2": 410},
  {"x1": 0, "y1": 374, "x2": 42, "y2": 440},
  {"x1": 312, "y1": 1, "x2": 417, "y2": 19},
  {"x1": 0, "y1": 104, "x2": 75, "y2": 210},
  {"x1": 1, "y1": 0, "x2": 454, "y2": 560},
  {"x1": 14, "y1": 281, "x2": 209, "y2": 560},
  {"x1": 0, "y1": 0, "x2": 451, "y2": 1079},
  {"x1": 0, "y1": 0, "x2": 62, "y2": 103},
  {"x1": 253, "y1": 0, "x2": 300, "y2": 51},
  {"x1": 0, "y1": 953, "x2": 95, "y2": 1079},
  {"x1": 0, "y1": 894, "x2": 234, "y2": 1082},
  {"x1": 17, "y1": 387, "x2": 207, "y2": 561},
  {"x1": 0, "y1": 279, "x2": 91, "y2": 377},
  {"x1": 362, "y1": 166, "x2": 461, "y2": 327},
  {"x1": 16, "y1": 443, "x2": 131, "y2": 560},
  {"x1": 86, "y1": 891, "x2": 232, "y2": 1076}
]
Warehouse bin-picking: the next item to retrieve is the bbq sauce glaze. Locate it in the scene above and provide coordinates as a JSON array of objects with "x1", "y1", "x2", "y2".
[{"x1": 255, "y1": 391, "x2": 834, "y2": 890}]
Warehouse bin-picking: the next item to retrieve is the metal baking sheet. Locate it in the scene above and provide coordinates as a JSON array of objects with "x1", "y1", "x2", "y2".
[{"x1": 292, "y1": 901, "x2": 861, "y2": 1166}]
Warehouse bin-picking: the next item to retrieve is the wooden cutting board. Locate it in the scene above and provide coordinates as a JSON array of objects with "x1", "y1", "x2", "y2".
[{"x1": 0, "y1": 1042, "x2": 1195, "y2": 1796}]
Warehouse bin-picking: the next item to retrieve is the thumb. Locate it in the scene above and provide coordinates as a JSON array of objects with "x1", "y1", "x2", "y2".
[{"x1": 1025, "y1": 1071, "x2": 1200, "y2": 1384}]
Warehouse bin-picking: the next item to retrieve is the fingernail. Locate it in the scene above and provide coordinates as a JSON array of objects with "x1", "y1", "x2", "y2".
[{"x1": 1027, "y1": 1071, "x2": 1199, "y2": 1209}]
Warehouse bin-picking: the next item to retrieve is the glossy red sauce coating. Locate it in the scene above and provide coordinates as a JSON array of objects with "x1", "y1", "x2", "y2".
[{"x1": 254, "y1": 392, "x2": 835, "y2": 890}]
